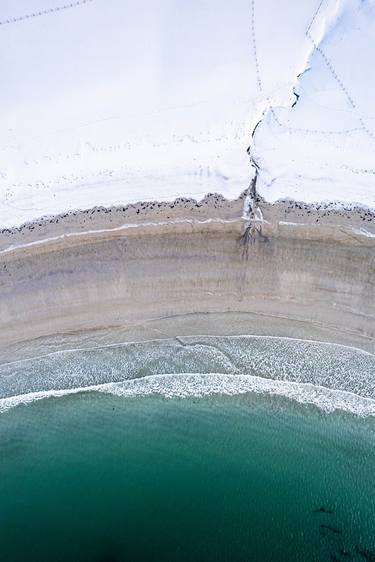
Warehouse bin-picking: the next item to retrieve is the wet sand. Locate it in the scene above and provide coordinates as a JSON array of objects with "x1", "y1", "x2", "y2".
[{"x1": 0, "y1": 195, "x2": 374, "y2": 362}]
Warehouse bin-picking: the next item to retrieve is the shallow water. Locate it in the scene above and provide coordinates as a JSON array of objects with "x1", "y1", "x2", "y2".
[
  {"x1": 1, "y1": 335, "x2": 375, "y2": 415},
  {"x1": 1, "y1": 336, "x2": 375, "y2": 561}
]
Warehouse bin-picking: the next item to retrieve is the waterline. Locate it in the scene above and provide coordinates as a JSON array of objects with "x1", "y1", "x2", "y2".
[{"x1": 1, "y1": 335, "x2": 374, "y2": 416}]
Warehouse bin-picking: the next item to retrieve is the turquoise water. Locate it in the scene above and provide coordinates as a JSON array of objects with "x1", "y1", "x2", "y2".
[
  {"x1": 1, "y1": 392, "x2": 375, "y2": 562},
  {"x1": 1, "y1": 336, "x2": 375, "y2": 561}
]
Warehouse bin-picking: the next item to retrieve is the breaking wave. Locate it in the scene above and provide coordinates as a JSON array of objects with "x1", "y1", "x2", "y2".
[{"x1": 0, "y1": 335, "x2": 374, "y2": 416}]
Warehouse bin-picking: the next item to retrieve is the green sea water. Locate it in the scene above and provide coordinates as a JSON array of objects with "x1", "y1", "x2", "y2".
[
  {"x1": 1, "y1": 391, "x2": 375, "y2": 562},
  {"x1": 1, "y1": 336, "x2": 375, "y2": 561}
]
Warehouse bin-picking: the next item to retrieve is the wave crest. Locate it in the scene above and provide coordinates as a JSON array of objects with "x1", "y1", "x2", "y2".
[
  {"x1": 0, "y1": 335, "x2": 374, "y2": 416},
  {"x1": 0, "y1": 372, "x2": 374, "y2": 417}
]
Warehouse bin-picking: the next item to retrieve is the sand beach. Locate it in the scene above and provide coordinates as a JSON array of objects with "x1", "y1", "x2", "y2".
[{"x1": 0, "y1": 194, "x2": 374, "y2": 364}]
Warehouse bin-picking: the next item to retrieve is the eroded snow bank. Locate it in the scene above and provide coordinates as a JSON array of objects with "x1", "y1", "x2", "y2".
[{"x1": 0, "y1": 0, "x2": 374, "y2": 227}]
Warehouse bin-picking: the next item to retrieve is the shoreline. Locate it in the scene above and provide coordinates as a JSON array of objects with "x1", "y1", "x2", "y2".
[
  {"x1": 0, "y1": 196, "x2": 374, "y2": 361},
  {"x1": 1, "y1": 333, "x2": 374, "y2": 417}
]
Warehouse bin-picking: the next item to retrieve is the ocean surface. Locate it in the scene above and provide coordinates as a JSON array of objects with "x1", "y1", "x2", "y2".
[{"x1": 1, "y1": 336, "x2": 374, "y2": 561}]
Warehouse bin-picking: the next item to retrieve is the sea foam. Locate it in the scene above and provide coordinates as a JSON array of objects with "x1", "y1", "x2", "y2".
[
  {"x1": 0, "y1": 335, "x2": 374, "y2": 416},
  {"x1": 0, "y1": 373, "x2": 374, "y2": 417}
]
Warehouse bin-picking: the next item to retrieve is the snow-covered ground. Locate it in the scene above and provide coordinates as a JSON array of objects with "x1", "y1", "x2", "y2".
[
  {"x1": 252, "y1": 0, "x2": 375, "y2": 208},
  {"x1": 0, "y1": 0, "x2": 374, "y2": 227}
]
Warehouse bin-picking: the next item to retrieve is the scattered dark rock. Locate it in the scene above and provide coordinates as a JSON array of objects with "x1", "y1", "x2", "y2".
[
  {"x1": 320, "y1": 524, "x2": 342, "y2": 535},
  {"x1": 313, "y1": 506, "x2": 334, "y2": 514}
]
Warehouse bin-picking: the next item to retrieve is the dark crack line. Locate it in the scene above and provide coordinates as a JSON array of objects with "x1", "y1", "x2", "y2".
[
  {"x1": 291, "y1": 92, "x2": 299, "y2": 108},
  {"x1": 250, "y1": 0, "x2": 372, "y2": 138}
]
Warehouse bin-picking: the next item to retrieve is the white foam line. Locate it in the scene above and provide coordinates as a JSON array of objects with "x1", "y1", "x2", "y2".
[
  {"x1": 1, "y1": 332, "x2": 373, "y2": 370},
  {"x1": 1, "y1": 373, "x2": 374, "y2": 417},
  {"x1": 0, "y1": 384, "x2": 103, "y2": 413},
  {"x1": 0, "y1": 217, "x2": 240, "y2": 256}
]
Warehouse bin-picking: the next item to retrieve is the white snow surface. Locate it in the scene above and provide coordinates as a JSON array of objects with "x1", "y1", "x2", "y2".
[
  {"x1": 0, "y1": 0, "x2": 374, "y2": 227},
  {"x1": 252, "y1": 0, "x2": 375, "y2": 209}
]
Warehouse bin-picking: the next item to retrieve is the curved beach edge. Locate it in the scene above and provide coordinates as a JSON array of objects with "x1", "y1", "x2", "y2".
[{"x1": 0, "y1": 196, "x2": 374, "y2": 362}]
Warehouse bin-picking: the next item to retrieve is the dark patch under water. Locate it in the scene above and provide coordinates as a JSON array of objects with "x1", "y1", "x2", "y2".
[{"x1": 0, "y1": 391, "x2": 374, "y2": 562}]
